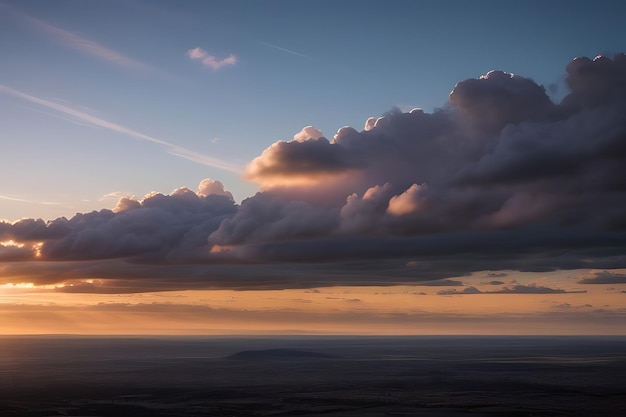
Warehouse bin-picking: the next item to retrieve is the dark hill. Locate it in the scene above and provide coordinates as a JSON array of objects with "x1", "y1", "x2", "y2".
[{"x1": 226, "y1": 348, "x2": 336, "y2": 361}]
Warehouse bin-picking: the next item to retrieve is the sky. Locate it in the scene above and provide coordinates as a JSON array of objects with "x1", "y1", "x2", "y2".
[{"x1": 1, "y1": 0, "x2": 626, "y2": 335}]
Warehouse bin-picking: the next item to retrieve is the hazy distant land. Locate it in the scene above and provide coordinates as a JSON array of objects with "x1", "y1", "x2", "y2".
[{"x1": 1, "y1": 336, "x2": 625, "y2": 416}]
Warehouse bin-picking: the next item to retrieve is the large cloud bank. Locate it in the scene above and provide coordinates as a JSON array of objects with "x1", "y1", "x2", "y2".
[{"x1": 2, "y1": 54, "x2": 626, "y2": 292}]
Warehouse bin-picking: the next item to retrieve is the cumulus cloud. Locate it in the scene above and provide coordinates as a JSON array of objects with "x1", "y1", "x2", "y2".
[
  {"x1": 562, "y1": 54, "x2": 626, "y2": 110},
  {"x1": 386, "y1": 183, "x2": 432, "y2": 217},
  {"x1": 187, "y1": 47, "x2": 237, "y2": 70},
  {"x1": 215, "y1": 53, "x2": 626, "y2": 246},
  {"x1": 2, "y1": 54, "x2": 626, "y2": 292},
  {"x1": 245, "y1": 126, "x2": 362, "y2": 188},
  {"x1": 578, "y1": 270, "x2": 626, "y2": 284},
  {"x1": 0, "y1": 179, "x2": 236, "y2": 264},
  {"x1": 197, "y1": 179, "x2": 234, "y2": 200},
  {"x1": 449, "y1": 70, "x2": 556, "y2": 134}
]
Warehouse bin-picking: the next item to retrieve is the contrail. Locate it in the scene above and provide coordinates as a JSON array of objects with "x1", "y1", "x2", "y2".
[
  {"x1": 0, "y1": 86, "x2": 242, "y2": 174},
  {"x1": 257, "y1": 40, "x2": 308, "y2": 58},
  {"x1": 0, "y1": 194, "x2": 60, "y2": 206}
]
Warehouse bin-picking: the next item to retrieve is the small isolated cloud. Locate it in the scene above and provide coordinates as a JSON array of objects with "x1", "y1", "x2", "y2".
[
  {"x1": 578, "y1": 270, "x2": 626, "y2": 284},
  {"x1": 438, "y1": 286, "x2": 482, "y2": 295},
  {"x1": 484, "y1": 280, "x2": 505, "y2": 285},
  {"x1": 488, "y1": 272, "x2": 509, "y2": 278},
  {"x1": 100, "y1": 191, "x2": 134, "y2": 201},
  {"x1": 552, "y1": 302, "x2": 593, "y2": 310},
  {"x1": 187, "y1": 47, "x2": 237, "y2": 70}
]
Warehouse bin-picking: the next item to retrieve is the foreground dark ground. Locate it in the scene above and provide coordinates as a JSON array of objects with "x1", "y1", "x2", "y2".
[{"x1": 1, "y1": 336, "x2": 625, "y2": 416}]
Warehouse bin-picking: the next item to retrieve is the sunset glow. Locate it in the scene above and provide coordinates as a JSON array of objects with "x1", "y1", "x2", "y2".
[{"x1": 1, "y1": 0, "x2": 626, "y2": 336}]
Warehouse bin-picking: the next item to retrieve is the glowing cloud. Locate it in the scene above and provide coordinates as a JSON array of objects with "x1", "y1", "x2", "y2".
[{"x1": 245, "y1": 126, "x2": 360, "y2": 188}]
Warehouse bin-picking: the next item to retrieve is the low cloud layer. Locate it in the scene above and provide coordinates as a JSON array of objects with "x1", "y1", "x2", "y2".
[
  {"x1": 438, "y1": 284, "x2": 585, "y2": 295},
  {"x1": 578, "y1": 271, "x2": 626, "y2": 284},
  {"x1": 2, "y1": 54, "x2": 626, "y2": 292}
]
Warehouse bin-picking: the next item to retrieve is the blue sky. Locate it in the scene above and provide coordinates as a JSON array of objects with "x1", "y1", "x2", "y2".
[{"x1": 2, "y1": 0, "x2": 624, "y2": 221}]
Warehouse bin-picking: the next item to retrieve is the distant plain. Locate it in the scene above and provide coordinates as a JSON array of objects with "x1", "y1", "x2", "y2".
[{"x1": 1, "y1": 336, "x2": 625, "y2": 416}]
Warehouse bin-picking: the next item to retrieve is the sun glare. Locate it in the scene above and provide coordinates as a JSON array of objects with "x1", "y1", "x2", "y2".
[
  {"x1": 1, "y1": 240, "x2": 25, "y2": 248},
  {"x1": 33, "y1": 242, "x2": 43, "y2": 257},
  {"x1": 0, "y1": 282, "x2": 35, "y2": 289}
]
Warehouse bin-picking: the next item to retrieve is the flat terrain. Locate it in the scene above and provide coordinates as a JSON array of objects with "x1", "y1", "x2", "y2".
[{"x1": 1, "y1": 336, "x2": 625, "y2": 416}]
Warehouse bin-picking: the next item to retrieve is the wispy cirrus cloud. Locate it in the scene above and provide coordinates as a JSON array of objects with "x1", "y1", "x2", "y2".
[
  {"x1": 0, "y1": 86, "x2": 242, "y2": 174},
  {"x1": 0, "y1": 194, "x2": 60, "y2": 206},
  {"x1": 7, "y1": 5, "x2": 158, "y2": 75},
  {"x1": 187, "y1": 47, "x2": 237, "y2": 70}
]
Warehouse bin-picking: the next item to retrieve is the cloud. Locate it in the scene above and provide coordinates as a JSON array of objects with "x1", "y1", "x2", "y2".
[
  {"x1": 0, "y1": 243, "x2": 33, "y2": 262},
  {"x1": 197, "y1": 179, "x2": 234, "y2": 200},
  {"x1": 438, "y1": 287, "x2": 482, "y2": 295},
  {"x1": 2, "y1": 54, "x2": 626, "y2": 293},
  {"x1": 438, "y1": 284, "x2": 585, "y2": 295},
  {"x1": 0, "y1": 194, "x2": 60, "y2": 206},
  {"x1": 213, "y1": 53, "x2": 626, "y2": 244},
  {"x1": 562, "y1": 54, "x2": 626, "y2": 110},
  {"x1": 0, "y1": 179, "x2": 237, "y2": 265},
  {"x1": 449, "y1": 70, "x2": 556, "y2": 134},
  {"x1": 551, "y1": 302, "x2": 593, "y2": 310},
  {"x1": 578, "y1": 271, "x2": 626, "y2": 284},
  {"x1": 0, "y1": 86, "x2": 242, "y2": 174},
  {"x1": 245, "y1": 126, "x2": 362, "y2": 187},
  {"x1": 187, "y1": 47, "x2": 237, "y2": 70},
  {"x1": 9, "y1": 6, "x2": 161, "y2": 75},
  {"x1": 486, "y1": 284, "x2": 579, "y2": 294}
]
